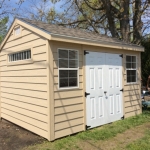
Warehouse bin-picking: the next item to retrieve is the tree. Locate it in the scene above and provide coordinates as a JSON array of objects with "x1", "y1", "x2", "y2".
[
  {"x1": 0, "y1": 0, "x2": 24, "y2": 19},
  {"x1": 19, "y1": 0, "x2": 64, "y2": 24},
  {"x1": 0, "y1": 17, "x2": 8, "y2": 43},
  {"x1": 141, "y1": 38, "x2": 150, "y2": 86},
  {"x1": 52, "y1": 0, "x2": 150, "y2": 44}
]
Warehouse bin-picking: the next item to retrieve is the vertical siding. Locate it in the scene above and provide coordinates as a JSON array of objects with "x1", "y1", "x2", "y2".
[
  {"x1": 52, "y1": 41, "x2": 84, "y2": 139},
  {"x1": 0, "y1": 26, "x2": 49, "y2": 139}
]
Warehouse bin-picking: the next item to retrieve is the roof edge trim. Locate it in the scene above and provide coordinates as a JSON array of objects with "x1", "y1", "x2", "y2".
[
  {"x1": 0, "y1": 18, "x2": 51, "y2": 50},
  {"x1": 50, "y1": 34, "x2": 144, "y2": 52}
]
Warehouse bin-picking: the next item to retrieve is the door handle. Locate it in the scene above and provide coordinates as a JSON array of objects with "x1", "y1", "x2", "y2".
[{"x1": 104, "y1": 91, "x2": 108, "y2": 99}]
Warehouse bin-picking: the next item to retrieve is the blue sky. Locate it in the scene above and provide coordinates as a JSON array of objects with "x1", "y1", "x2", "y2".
[
  {"x1": 7, "y1": 0, "x2": 63, "y2": 25},
  {"x1": 4, "y1": 0, "x2": 150, "y2": 35}
]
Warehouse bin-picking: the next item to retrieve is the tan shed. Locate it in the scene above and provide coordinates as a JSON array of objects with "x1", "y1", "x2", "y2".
[{"x1": 0, "y1": 18, "x2": 144, "y2": 141}]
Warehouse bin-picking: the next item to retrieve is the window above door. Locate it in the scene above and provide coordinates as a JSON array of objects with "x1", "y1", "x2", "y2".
[{"x1": 126, "y1": 55, "x2": 137, "y2": 83}]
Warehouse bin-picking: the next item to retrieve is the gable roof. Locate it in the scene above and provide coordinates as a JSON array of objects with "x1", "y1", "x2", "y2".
[{"x1": 1, "y1": 18, "x2": 144, "y2": 51}]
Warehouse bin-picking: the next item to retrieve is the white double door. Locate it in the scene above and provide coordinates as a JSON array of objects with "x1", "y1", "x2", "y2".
[{"x1": 85, "y1": 51, "x2": 123, "y2": 128}]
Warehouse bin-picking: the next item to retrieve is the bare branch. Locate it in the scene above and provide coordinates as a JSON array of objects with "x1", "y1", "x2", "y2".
[{"x1": 83, "y1": 0, "x2": 104, "y2": 10}]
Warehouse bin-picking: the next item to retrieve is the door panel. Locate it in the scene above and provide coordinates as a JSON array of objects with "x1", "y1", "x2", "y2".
[
  {"x1": 90, "y1": 97, "x2": 96, "y2": 120},
  {"x1": 116, "y1": 94, "x2": 121, "y2": 114},
  {"x1": 89, "y1": 68, "x2": 95, "y2": 90},
  {"x1": 86, "y1": 51, "x2": 123, "y2": 128},
  {"x1": 109, "y1": 95, "x2": 114, "y2": 115},
  {"x1": 106, "y1": 53, "x2": 123, "y2": 123},
  {"x1": 98, "y1": 68, "x2": 103, "y2": 89},
  {"x1": 98, "y1": 96, "x2": 104, "y2": 118},
  {"x1": 86, "y1": 52, "x2": 106, "y2": 127}
]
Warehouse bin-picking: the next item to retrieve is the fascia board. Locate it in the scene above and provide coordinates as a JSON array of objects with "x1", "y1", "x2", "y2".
[{"x1": 50, "y1": 34, "x2": 144, "y2": 52}]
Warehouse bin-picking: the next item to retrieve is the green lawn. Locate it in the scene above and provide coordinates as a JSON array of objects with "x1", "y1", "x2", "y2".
[{"x1": 24, "y1": 110, "x2": 150, "y2": 150}]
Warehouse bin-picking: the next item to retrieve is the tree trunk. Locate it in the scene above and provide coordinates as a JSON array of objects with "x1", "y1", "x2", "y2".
[
  {"x1": 119, "y1": 0, "x2": 130, "y2": 42},
  {"x1": 133, "y1": 0, "x2": 142, "y2": 44},
  {"x1": 100, "y1": 0, "x2": 118, "y2": 38}
]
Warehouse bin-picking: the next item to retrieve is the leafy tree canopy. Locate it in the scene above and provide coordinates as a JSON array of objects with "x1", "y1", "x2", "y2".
[{"x1": 0, "y1": 17, "x2": 8, "y2": 43}]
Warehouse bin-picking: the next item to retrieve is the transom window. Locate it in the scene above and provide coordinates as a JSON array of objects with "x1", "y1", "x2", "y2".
[
  {"x1": 14, "y1": 27, "x2": 21, "y2": 36},
  {"x1": 9, "y1": 50, "x2": 31, "y2": 62},
  {"x1": 126, "y1": 55, "x2": 137, "y2": 83},
  {"x1": 58, "y1": 49, "x2": 78, "y2": 88}
]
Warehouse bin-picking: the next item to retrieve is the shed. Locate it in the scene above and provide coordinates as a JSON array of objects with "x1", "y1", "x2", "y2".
[{"x1": 0, "y1": 18, "x2": 144, "y2": 141}]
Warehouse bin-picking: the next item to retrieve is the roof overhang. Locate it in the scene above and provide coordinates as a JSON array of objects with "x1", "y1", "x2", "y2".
[
  {"x1": 50, "y1": 34, "x2": 144, "y2": 52},
  {"x1": 1, "y1": 18, "x2": 144, "y2": 52}
]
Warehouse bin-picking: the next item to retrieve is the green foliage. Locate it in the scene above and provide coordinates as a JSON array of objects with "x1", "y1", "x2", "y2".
[
  {"x1": 0, "y1": 17, "x2": 8, "y2": 43},
  {"x1": 141, "y1": 39, "x2": 150, "y2": 85}
]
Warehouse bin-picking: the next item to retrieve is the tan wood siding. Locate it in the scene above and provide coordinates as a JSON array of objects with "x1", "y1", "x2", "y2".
[
  {"x1": 55, "y1": 97, "x2": 83, "y2": 107},
  {"x1": 123, "y1": 53, "x2": 142, "y2": 118},
  {"x1": 125, "y1": 109, "x2": 141, "y2": 118},
  {"x1": 55, "y1": 104, "x2": 83, "y2": 115},
  {"x1": 1, "y1": 103, "x2": 47, "y2": 122},
  {"x1": 55, "y1": 117, "x2": 84, "y2": 131},
  {"x1": 0, "y1": 26, "x2": 49, "y2": 139},
  {"x1": 1, "y1": 108, "x2": 48, "y2": 130},
  {"x1": 1, "y1": 113, "x2": 48, "y2": 138},
  {"x1": 125, "y1": 100, "x2": 141, "y2": 107},
  {"x1": 1, "y1": 92, "x2": 47, "y2": 107},
  {"x1": 52, "y1": 41, "x2": 84, "y2": 139},
  {"x1": 55, "y1": 110, "x2": 84, "y2": 123},
  {"x1": 55, "y1": 124, "x2": 83, "y2": 139}
]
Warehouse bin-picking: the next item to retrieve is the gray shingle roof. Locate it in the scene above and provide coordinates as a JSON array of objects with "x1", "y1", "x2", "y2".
[{"x1": 18, "y1": 18, "x2": 142, "y2": 48}]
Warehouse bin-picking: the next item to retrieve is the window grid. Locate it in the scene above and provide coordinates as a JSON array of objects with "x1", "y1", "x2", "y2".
[
  {"x1": 58, "y1": 49, "x2": 79, "y2": 88},
  {"x1": 9, "y1": 50, "x2": 31, "y2": 62},
  {"x1": 126, "y1": 55, "x2": 137, "y2": 83}
]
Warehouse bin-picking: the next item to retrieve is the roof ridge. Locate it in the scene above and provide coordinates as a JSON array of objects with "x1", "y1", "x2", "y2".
[
  {"x1": 17, "y1": 18, "x2": 114, "y2": 38},
  {"x1": 17, "y1": 17, "x2": 141, "y2": 47}
]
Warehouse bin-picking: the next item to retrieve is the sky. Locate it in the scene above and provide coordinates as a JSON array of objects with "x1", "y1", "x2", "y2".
[
  {"x1": 2, "y1": 0, "x2": 150, "y2": 35},
  {"x1": 6, "y1": 0, "x2": 64, "y2": 26}
]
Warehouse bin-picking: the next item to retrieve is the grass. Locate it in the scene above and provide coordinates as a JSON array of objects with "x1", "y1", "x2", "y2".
[
  {"x1": 125, "y1": 129, "x2": 150, "y2": 150},
  {"x1": 24, "y1": 110, "x2": 150, "y2": 150}
]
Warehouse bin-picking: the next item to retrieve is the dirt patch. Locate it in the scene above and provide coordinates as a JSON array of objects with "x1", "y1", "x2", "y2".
[
  {"x1": 77, "y1": 122, "x2": 150, "y2": 150},
  {"x1": 0, "y1": 119, "x2": 45, "y2": 150}
]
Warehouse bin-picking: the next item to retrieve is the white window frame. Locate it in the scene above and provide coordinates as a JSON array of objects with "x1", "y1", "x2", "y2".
[
  {"x1": 126, "y1": 55, "x2": 137, "y2": 84},
  {"x1": 58, "y1": 48, "x2": 79, "y2": 90},
  {"x1": 8, "y1": 49, "x2": 31, "y2": 62},
  {"x1": 14, "y1": 27, "x2": 21, "y2": 36},
  {"x1": 7, "y1": 46, "x2": 33, "y2": 66},
  {"x1": 13, "y1": 26, "x2": 22, "y2": 39}
]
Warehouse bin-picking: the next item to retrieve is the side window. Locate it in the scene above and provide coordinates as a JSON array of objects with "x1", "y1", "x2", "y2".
[
  {"x1": 9, "y1": 50, "x2": 31, "y2": 62},
  {"x1": 126, "y1": 55, "x2": 137, "y2": 83},
  {"x1": 58, "y1": 49, "x2": 79, "y2": 88}
]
